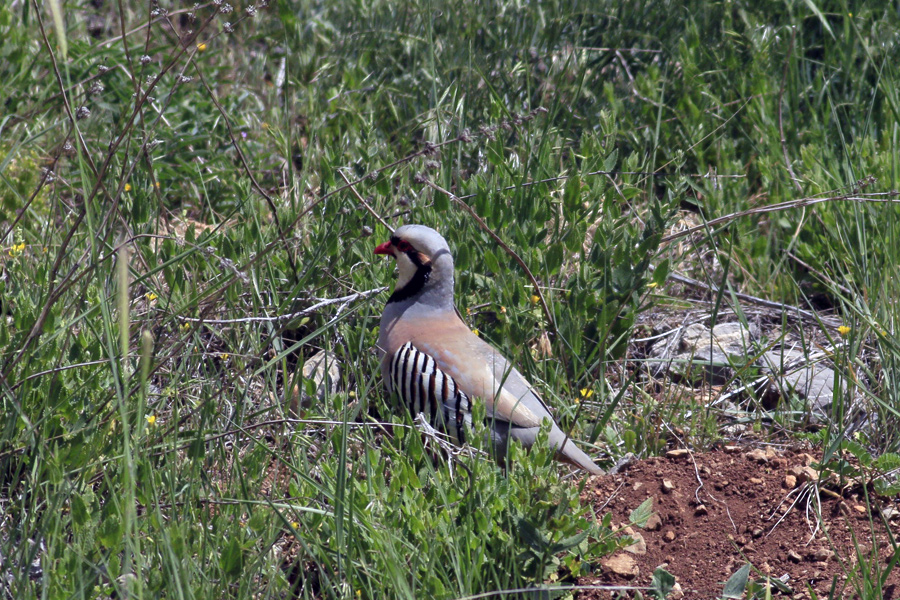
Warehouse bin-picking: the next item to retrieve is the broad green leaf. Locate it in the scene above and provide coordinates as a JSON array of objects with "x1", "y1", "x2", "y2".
[
  {"x1": 721, "y1": 563, "x2": 750, "y2": 599},
  {"x1": 649, "y1": 566, "x2": 676, "y2": 599},
  {"x1": 629, "y1": 497, "x2": 654, "y2": 528}
]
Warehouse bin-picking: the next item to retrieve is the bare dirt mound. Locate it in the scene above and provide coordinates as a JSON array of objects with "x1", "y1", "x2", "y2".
[{"x1": 578, "y1": 447, "x2": 900, "y2": 599}]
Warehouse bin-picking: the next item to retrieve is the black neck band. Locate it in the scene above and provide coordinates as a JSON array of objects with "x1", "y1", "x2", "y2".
[{"x1": 387, "y1": 253, "x2": 432, "y2": 304}]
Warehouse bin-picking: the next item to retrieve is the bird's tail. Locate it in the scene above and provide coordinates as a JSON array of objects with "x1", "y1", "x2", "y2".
[{"x1": 557, "y1": 438, "x2": 605, "y2": 476}]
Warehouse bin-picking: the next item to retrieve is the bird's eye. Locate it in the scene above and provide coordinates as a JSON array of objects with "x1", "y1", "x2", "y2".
[{"x1": 396, "y1": 240, "x2": 413, "y2": 252}]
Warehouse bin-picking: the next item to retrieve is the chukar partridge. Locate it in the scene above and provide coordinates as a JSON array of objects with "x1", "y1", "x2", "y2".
[{"x1": 375, "y1": 224, "x2": 603, "y2": 475}]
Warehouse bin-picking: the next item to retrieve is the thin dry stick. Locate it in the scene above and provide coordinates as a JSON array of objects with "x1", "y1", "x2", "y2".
[
  {"x1": 421, "y1": 179, "x2": 558, "y2": 340},
  {"x1": 574, "y1": 46, "x2": 662, "y2": 53},
  {"x1": 32, "y1": 0, "x2": 101, "y2": 179},
  {"x1": 0, "y1": 125, "x2": 73, "y2": 244},
  {"x1": 323, "y1": 137, "x2": 466, "y2": 206},
  {"x1": 660, "y1": 191, "x2": 899, "y2": 244},
  {"x1": 665, "y1": 270, "x2": 842, "y2": 327},
  {"x1": 338, "y1": 171, "x2": 393, "y2": 232},
  {"x1": 632, "y1": 92, "x2": 772, "y2": 133},
  {"x1": 101, "y1": 4, "x2": 213, "y2": 48},
  {"x1": 778, "y1": 27, "x2": 803, "y2": 194},
  {"x1": 450, "y1": 169, "x2": 745, "y2": 205},
  {"x1": 179, "y1": 287, "x2": 387, "y2": 324},
  {"x1": 787, "y1": 251, "x2": 853, "y2": 295},
  {"x1": 5, "y1": 66, "x2": 125, "y2": 126}
]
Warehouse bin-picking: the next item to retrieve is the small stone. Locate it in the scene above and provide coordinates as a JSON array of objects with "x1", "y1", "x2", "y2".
[
  {"x1": 694, "y1": 504, "x2": 708, "y2": 516},
  {"x1": 289, "y1": 350, "x2": 341, "y2": 415},
  {"x1": 881, "y1": 506, "x2": 898, "y2": 520},
  {"x1": 724, "y1": 445, "x2": 741, "y2": 453},
  {"x1": 789, "y1": 465, "x2": 819, "y2": 483},
  {"x1": 853, "y1": 505, "x2": 867, "y2": 514},
  {"x1": 602, "y1": 554, "x2": 639, "y2": 579},
  {"x1": 749, "y1": 477, "x2": 764, "y2": 484},
  {"x1": 661, "y1": 479, "x2": 676, "y2": 494},
  {"x1": 666, "y1": 449, "x2": 690, "y2": 459},
  {"x1": 645, "y1": 513, "x2": 663, "y2": 531},
  {"x1": 746, "y1": 448, "x2": 769, "y2": 463},
  {"x1": 670, "y1": 582, "x2": 684, "y2": 599},
  {"x1": 810, "y1": 548, "x2": 833, "y2": 562},
  {"x1": 632, "y1": 481, "x2": 643, "y2": 491},
  {"x1": 787, "y1": 550, "x2": 803, "y2": 563},
  {"x1": 751, "y1": 528, "x2": 764, "y2": 539},
  {"x1": 623, "y1": 531, "x2": 647, "y2": 555},
  {"x1": 663, "y1": 529, "x2": 676, "y2": 542},
  {"x1": 799, "y1": 453, "x2": 817, "y2": 466},
  {"x1": 784, "y1": 475, "x2": 797, "y2": 489}
]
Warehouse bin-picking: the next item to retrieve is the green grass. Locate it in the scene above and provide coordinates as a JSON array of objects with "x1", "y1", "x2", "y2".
[{"x1": 1, "y1": 0, "x2": 899, "y2": 598}]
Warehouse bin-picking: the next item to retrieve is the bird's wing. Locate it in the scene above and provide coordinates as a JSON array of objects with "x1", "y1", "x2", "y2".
[
  {"x1": 379, "y1": 312, "x2": 604, "y2": 474},
  {"x1": 412, "y1": 328, "x2": 549, "y2": 430}
]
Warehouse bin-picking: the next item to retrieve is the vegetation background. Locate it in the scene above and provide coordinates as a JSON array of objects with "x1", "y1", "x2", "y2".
[{"x1": 1, "y1": 0, "x2": 898, "y2": 597}]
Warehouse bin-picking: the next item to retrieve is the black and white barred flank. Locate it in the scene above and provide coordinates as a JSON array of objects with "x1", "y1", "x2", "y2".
[{"x1": 390, "y1": 342, "x2": 473, "y2": 444}]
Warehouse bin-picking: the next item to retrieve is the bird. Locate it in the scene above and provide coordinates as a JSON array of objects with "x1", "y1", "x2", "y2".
[{"x1": 374, "y1": 224, "x2": 603, "y2": 475}]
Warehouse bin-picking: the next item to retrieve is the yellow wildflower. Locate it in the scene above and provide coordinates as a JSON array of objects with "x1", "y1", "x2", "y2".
[
  {"x1": 124, "y1": 183, "x2": 132, "y2": 192},
  {"x1": 530, "y1": 295, "x2": 540, "y2": 305},
  {"x1": 197, "y1": 42, "x2": 207, "y2": 52},
  {"x1": 145, "y1": 415, "x2": 157, "y2": 425},
  {"x1": 145, "y1": 292, "x2": 158, "y2": 301},
  {"x1": 180, "y1": 322, "x2": 191, "y2": 331},
  {"x1": 499, "y1": 306, "x2": 506, "y2": 314},
  {"x1": 8, "y1": 243, "x2": 25, "y2": 257},
  {"x1": 472, "y1": 328, "x2": 479, "y2": 337},
  {"x1": 580, "y1": 388, "x2": 594, "y2": 399},
  {"x1": 838, "y1": 325, "x2": 851, "y2": 336}
]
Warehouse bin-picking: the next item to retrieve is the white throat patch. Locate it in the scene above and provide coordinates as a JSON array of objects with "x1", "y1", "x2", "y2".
[{"x1": 394, "y1": 250, "x2": 419, "y2": 291}]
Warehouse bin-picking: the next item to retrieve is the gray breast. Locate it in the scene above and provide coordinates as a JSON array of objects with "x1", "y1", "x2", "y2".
[{"x1": 389, "y1": 342, "x2": 473, "y2": 444}]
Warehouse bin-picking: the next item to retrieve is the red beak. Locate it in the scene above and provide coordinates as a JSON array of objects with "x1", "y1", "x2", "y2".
[{"x1": 374, "y1": 241, "x2": 393, "y2": 256}]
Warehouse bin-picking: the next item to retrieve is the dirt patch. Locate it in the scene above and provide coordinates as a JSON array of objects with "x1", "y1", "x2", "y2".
[{"x1": 578, "y1": 447, "x2": 900, "y2": 599}]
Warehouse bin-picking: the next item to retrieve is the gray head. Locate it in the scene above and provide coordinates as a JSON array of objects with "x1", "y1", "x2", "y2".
[{"x1": 374, "y1": 224, "x2": 455, "y2": 310}]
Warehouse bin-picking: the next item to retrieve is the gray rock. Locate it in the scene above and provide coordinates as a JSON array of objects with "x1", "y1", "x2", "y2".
[
  {"x1": 757, "y1": 349, "x2": 843, "y2": 422},
  {"x1": 289, "y1": 350, "x2": 341, "y2": 414},
  {"x1": 649, "y1": 321, "x2": 758, "y2": 384}
]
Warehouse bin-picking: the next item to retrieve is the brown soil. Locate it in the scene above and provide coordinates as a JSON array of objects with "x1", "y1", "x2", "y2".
[{"x1": 578, "y1": 446, "x2": 900, "y2": 599}]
